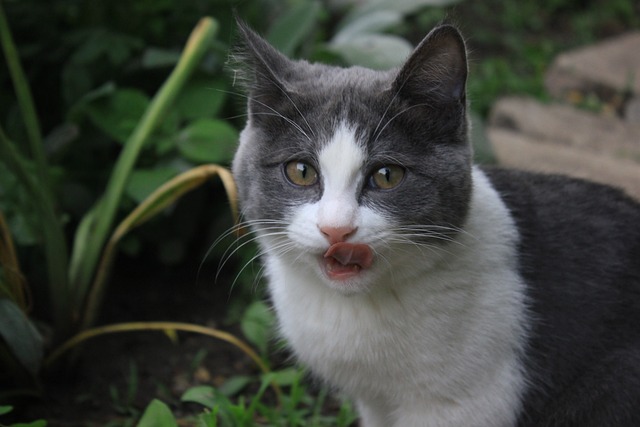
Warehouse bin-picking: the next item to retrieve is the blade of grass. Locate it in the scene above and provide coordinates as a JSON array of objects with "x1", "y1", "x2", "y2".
[
  {"x1": 68, "y1": 17, "x2": 218, "y2": 323},
  {"x1": 80, "y1": 164, "x2": 238, "y2": 329}
]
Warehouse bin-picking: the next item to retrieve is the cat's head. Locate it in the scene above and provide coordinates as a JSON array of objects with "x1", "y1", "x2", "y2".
[{"x1": 231, "y1": 22, "x2": 472, "y2": 294}]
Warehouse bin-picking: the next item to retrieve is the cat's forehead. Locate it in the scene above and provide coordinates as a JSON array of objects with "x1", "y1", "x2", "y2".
[{"x1": 290, "y1": 61, "x2": 393, "y2": 95}]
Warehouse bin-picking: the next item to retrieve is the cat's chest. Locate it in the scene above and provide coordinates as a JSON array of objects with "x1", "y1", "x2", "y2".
[
  {"x1": 265, "y1": 238, "x2": 525, "y2": 399},
  {"x1": 261, "y1": 169, "x2": 529, "y2": 411}
]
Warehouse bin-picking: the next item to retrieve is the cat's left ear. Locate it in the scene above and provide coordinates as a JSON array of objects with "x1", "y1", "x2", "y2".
[
  {"x1": 232, "y1": 19, "x2": 295, "y2": 94},
  {"x1": 394, "y1": 25, "x2": 467, "y2": 104}
]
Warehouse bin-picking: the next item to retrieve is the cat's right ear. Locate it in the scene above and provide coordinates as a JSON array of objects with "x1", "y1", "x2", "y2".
[{"x1": 230, "y1": 19, "x2": 294, "y2": 98}]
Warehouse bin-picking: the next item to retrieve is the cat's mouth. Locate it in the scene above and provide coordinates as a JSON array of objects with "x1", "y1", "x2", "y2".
[{"x1": 322, "y1": 242, "x2": 374, "y2": 281}]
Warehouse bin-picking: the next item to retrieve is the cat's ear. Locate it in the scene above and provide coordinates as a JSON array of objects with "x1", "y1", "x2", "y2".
[
  {"x1": 232, "y1": 19, "x2": 294, "y2": 96},
  {"x1": 393, "y1": 25, "x2": 467, "y2": 104}
]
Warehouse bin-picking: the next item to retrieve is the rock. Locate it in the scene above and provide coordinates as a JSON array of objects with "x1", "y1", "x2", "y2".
[
  {"x1": 489, "y1": 97, "x2": 640, "y2": 160},
  {"x1": 487, "y1": 33, "x2": 640, "y2": 200},
  {"x1": 626, "y1": 96, "x2": 640, "y2": 124},
  {"x1": 545, "y1": 31, "x2": 640, "y2": 98},
  {"x1": 488, "y1": 128, "x2": 640, "y2": 200}
]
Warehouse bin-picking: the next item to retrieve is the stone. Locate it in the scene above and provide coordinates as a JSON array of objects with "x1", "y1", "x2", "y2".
[
  {"x1": 489, "y1": 97, "x2": 640, "y2": 160},
  {"x1": 545, "y1": 31, "x2": 640, "y2": 98},
  {"x1": 626, "y1": 96, "x2": 640, "y2": 124},
  {"x1": 488, "y1": 128, "x2": 640, "y2": 200}
]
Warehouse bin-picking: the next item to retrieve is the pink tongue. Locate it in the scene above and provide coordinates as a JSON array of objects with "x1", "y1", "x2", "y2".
[{"x1": 324, "y1": 243, "x2": 374, "y2": 270}]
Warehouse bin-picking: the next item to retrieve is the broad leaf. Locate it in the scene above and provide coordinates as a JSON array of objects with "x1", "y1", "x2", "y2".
[
  {"x1": 84, "y1": 89, "x2": 149, "y2": 144},
  {"x1": 0, "y1": 298, "x2": 43, "y2": 376},
  {"x1": 177, "y1": 119, "x2": 238, "y2": 164},
  {"x1": 330, "y1": 33, "x2": 413, "y2": 69},
  {"x1": 174, "y1": 78, "x2": 228, "y2": 122},
  {"x1": 350, "y1": 0, "x2": 463, "y2": 18},
  {"x1": 333, "y1": 10, "x2": 402, "y2": 44},
  {"x1": 267, "y1": 1, "x2": 322, "y2": 56},
  {"x1": 136, "y1": 399, "x2": 177, "y2": 427},
  {"x1": 141, "y1": 47, "x2": 181, "y2": 69},
  {"x1": 126, "y1": 167, "x2": 180, "y2": 204},
  {"x1": 218, "y1": 375, "x2": 252, "y2": 397},
  {"x1": 181, "y1": 385, "x2": 219, "y2": 409},
  {"x1": 240, "y1": 301, "x2": 275, "y2": 356}
]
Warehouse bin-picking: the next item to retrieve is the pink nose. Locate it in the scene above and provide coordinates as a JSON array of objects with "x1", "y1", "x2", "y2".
[{"x1": 320, "y1": 226, "x2": 357, "y2": 244}]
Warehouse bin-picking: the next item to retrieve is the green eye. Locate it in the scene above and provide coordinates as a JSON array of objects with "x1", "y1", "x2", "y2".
[
  {"x1": 284, "y1": 161, "x2": 318, "y2": 186},
  {"x1": 369, "y1": 165, "x2": 405, "y2": 190}
]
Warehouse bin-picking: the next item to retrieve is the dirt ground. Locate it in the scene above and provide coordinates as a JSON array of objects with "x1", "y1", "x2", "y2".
[{"x1": 10, "y1": 255, "x2": 268, "y2": 426}]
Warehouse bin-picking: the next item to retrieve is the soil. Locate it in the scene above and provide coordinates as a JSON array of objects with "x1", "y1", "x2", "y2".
[{"x1": 8, "y1": 255, "x2": 276, "y2": 426}]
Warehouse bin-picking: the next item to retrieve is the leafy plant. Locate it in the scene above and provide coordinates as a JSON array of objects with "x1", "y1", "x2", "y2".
[
  {"x1": 0, "y1": 405, "x2": 46, "y2": 427},
  {"x1": 0, "y1": 8, "x2": 232, "y2": 398},
  {"x1": 135, "y1": 367, "x2": 358, "y2": 427}
]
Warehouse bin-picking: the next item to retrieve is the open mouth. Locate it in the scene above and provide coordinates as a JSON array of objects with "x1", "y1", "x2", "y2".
[{"x1": 322, "y1": 242, "x2": 374, "y2": 280}]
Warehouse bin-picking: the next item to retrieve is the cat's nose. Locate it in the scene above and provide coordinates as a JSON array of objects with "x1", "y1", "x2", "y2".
[{"x1": 320, "y1": 226, "x2": 357, "y2": 244}]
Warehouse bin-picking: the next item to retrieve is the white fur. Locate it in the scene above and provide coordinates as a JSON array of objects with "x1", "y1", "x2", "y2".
[
  {"x1": 316, "y1": 122, "x2": 365, "y2": 231},
  {"x1": 257, "y1": 126, "x2": 529, "y2": 426}
]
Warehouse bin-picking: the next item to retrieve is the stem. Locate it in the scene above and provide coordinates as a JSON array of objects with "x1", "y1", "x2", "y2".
[
  {"x1": 80, "y1": 165, "x2": 237, "y2": 330},
  {"x1": 0, "y1": 0, "x2": 51, "y2": 187},
  {"x1": 68, "y1": 18, "x2": 218, "y2": 319},
  {"x1": 0, "y1": 127, "x2": 71, "y2": 337},
  {"x1": 45, "y1": 321, "x2": 282, "y2": 403}
]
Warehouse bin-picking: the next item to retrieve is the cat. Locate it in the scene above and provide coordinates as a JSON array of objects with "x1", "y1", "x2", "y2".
[{"x1": 230, "y1": 21, "x2": 640, "y2": 427}]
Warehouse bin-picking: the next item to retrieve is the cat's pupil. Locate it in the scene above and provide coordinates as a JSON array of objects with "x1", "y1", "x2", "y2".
[
  {"x1": 284, "y1": 161, "x2": 318, "y2": 187},
  {"x1": 370, "y1": 165, "x2": 404, "y2": 190}
]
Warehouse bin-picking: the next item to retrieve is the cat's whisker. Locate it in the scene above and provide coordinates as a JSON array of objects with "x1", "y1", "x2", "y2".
[
  {"x1": 216, "y1": 227, "x2": 289, "y2": 282},
  {"x1": 204, "y1": 217, "x2": 290, "y2": 284},
  {"x1": 374, "y1": 102, "x2": 433, "y2": 144},
  {"x1": 218, "y1": 87, "x2": 312, "y2": 141},
  {"x1": 229, "y1": 239, "x2": 298, "y2": 294}
]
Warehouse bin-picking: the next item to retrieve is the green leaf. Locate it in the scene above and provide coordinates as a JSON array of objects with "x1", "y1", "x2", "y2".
[
  {"x1": 181, "y1": 385, "x2": 219, "y2": 409},
  {"x1": 136, "y1": 399, "x2": 177, "y2": 427},
  {"x1": 240, "y1": 301, "x2": 275, "y2": 356},
  {"x1": 334, "y1": 10, "x2": 402, "y2": 43},
  {"x1": 267, "y1": 1, "x2": 322, "y2": 56},
  {"x1": 0, "y1": 298, "x2": 43, "y2": 376},
  {"x1": 84, "y1": 89, "x2": 150, "y2": 144},
  {"x1": 261, "y1": 367, "x2": 301, "y2": 387},
  {"x1": 0, "y1": 405, "x2": 13, "y2": 415},
  {"x1": 141, "y1": 47, "x2": 181, "y2": 69},
  {"x1": 350, "y1": 0, "x2": 462, "y2": 18},
  {"x1": 126, "y1": 167, "x2": 180, "y2": 204},
  {"x1": 174, "y1": 78, "x2": 228, "y2": 121},
  {"x1": 9, "y1": 421, "x2": 47, "y2": 427},
  {"x1": 218, "y1": 375, "x2": 252, "y2": 397},
  {"x1": 329, "y1": 33, "x2": 413, "y2": 69},
  {"x1": 176, "y1": 119, "x2": 238, "y2": 164}
]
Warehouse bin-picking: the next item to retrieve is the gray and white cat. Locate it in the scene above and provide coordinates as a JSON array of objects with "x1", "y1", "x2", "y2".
[{"x1": 230, "y1": 22, "x2": 640, "y2": 427}]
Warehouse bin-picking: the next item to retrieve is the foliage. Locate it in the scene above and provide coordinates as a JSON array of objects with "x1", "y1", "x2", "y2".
[
  {"x1": 0, "y1": 405, "x2": 46, "y2": 427},
  {"x1": 135, "y1": 367, "x2": 358, "y2": 427},
  {"x1": 457, "y1": 0, "x2": 640, "y2": 114},
  {"x1": 0, "y1": 8, "x2": 229, "y2": 399}
]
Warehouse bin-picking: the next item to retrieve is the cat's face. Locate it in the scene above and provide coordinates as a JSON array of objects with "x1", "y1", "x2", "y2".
[{"x1": 232, "y1": 23, "x2": 472, "y2": 294}]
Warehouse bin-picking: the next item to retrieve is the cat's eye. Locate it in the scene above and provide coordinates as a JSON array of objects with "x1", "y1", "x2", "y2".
[
  {"x1": 284, "y1": 161, "x2": 319, "y2": 187},
  {"x1": 369, "y1": 165, "x2": 405, "y2": 190}
]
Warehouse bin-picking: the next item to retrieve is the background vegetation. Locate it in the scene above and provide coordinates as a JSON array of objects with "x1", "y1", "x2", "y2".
[{"x1": 1, "y1": 0, "x2": 638, "y2": 425}]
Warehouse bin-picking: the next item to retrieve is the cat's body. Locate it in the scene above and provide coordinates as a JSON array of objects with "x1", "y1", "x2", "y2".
[{"x1": 231, "y1": 22, "x2": 640, "y2": 426}]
